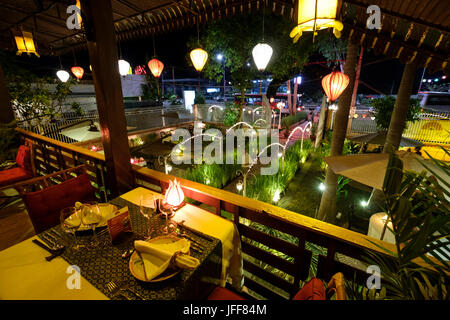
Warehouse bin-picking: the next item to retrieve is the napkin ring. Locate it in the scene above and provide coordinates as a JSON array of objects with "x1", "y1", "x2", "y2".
[{"x1": 170, "y1": 251, "x2": 183, "y2": 267}]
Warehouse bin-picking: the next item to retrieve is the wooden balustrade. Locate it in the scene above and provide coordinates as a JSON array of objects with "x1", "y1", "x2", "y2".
[{"x1": 17, "y1": 127, "x2": 403, "y2": 300}]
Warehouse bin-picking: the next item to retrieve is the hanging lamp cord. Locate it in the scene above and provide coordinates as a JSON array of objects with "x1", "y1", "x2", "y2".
[
  {"x1": 262, "y1": 0, "x2": 265, "y2": 42},
  {"x1": 72, "y1": 49, "x2": 77, "y2": 66}
]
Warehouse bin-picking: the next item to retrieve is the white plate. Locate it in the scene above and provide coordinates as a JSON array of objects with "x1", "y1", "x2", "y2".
[{"x1": 129, "y1": 236, "x2": 189, "y2": 282}]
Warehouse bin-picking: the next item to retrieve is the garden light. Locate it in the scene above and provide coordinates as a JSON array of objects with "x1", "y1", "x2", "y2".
[
  {"x1": 236, "y1": 181, "x2": 243, "y2": 191},
  {"x1": 319, "y1": 183, "x2": 326, "y2": 191},
  {"x1": 273, "y1": 191, "x2": 280, "y2": 202},
  {"x1": 361, "y1": 200, "x2": 368, "y2": 207},
  {"x1": 166, "y1": 164, "x2": 172, "y2": 173}
]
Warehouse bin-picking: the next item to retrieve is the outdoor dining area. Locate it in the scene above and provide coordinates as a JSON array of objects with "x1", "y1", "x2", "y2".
[{"x1": 0, "y1": 0, "x2": 449, "y2": 304}]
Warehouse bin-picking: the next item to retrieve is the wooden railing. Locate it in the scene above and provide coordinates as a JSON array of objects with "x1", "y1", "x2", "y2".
[
  {"x1": 17, "y1": 128, "x2": 110, "y2": 202},
  {"x1": 18, "y1": 127, "x2": 401, "y2": 300}
]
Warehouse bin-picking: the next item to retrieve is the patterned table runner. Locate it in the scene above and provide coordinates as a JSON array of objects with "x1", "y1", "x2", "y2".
[{"x1": 39, "y1": 197, "x2": 222, "y2": 300}]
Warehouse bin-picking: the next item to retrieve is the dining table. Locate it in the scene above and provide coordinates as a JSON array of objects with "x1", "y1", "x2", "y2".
[{"x1": 0, "y1": 187, "x2": 243, "y2": 300}]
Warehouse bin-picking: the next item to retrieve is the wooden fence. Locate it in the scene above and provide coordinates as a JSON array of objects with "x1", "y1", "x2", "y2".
[{"x1": 17, "y1": 128, "x2": 406, "y2": 300}]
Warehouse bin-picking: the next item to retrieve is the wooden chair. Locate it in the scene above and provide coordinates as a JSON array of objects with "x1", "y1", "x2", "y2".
[
  {"x1": 14, "y1": 165, "x2": 96, "y2": 234},
  {"x1": 207, "y1": 272, "x2": 346, "y2": 301},
  {"x1": 0, "y1": 142, "x2": 35, "y2": 209}
]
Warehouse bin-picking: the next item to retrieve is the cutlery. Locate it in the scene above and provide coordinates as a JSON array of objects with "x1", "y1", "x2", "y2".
[
  {"x1": 107, "y1": 281, "x2": 144, "y2": 300},
  {"x1": 176, "y1": 229, "x2": 204, "y2": 250},
  {"x1": 32, "y1": 239, "x2": 65, "y2": 261},
  {"x1": 178, "y1": 221, "x2": 213, "y2": 242},
  {"x1": 121, "y1": 248, "x2": 135, "y2": 259},
  {"x1": 41, "y1": 232, "x2": 65, "y2": 250}
]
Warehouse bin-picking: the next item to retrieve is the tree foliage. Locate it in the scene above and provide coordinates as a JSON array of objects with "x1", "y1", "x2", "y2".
[{"x1": 370, "y1": 96, "x2": 421, "y2": 131}]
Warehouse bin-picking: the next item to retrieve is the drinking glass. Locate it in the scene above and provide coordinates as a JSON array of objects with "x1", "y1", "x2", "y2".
[
  {"x1": 81, "y1": 201, "x2": 102, "y2": 246},
  {"x1": 140, "y1": 194, "x2": 156, "y2": 238},
  {"x1": 60, "y1": 206, "x2": 82, "y2": 250}
]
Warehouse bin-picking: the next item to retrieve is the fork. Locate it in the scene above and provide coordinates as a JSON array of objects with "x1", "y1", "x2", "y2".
[{"x1": 107, "y1": 281, "x2": 145, "y2": 300}]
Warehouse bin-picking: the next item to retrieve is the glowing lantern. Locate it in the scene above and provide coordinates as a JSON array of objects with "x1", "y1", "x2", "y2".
[
  {"x1": 56, "y1": 70, "x2": 70, "y2": 83},
  {"x1": 164, "y1": 179, "x2": 185, "y2": 208},
  {"x1": 321, "y1": 71, "x2": 349, "y2": 102},
  {"x1": 71, "y1": 66, "x2": 84, "y2": 80},
  {"x1": 252, "y1": 43, "x2": 273, "y2": 72},
  {"x1": 118, "y1": 59, "x2": 131, "y2": 76},
  {"x1": 190, "y1": 48, "x2": 208, "y2": 72},
  {"x1": 14, "y1": 30, "x2": 40, "y2": 57},
  {"x1": 148, "y1": 59, "x2": 164, "y2": 78},
  {"x1": 290, "y1": 0, "x2": 344, "y2": 43}
]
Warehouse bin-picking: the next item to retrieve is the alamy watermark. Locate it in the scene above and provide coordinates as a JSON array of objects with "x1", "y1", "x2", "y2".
[
  {"x1": 66, "y1": 5, "x2": 82, "y2": 30},
  {"x1": 170, "y1": 123, "x2": 281, "y2": 176},
  {"x1": 66, "y1": 265, "x2": 81, "y2": 290}
]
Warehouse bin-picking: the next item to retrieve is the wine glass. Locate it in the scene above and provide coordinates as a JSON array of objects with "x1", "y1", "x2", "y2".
[
  {"x1": 81, "y1": 202, "x2": 102, "y2": 246},
  {"x1": 139, "y1": 194, "x2": 156, "y2": 238},
  {"x1": 60, "y1": 206, "x2": 82, "y2": 250}
]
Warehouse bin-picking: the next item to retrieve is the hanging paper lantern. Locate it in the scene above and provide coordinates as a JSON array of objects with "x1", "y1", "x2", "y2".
[
  {"x1": 290, "y1": 0, "x2": 343, "y2": 43},
  {"x1": 252, "y1": 43, "x2": 273, "y2": 72},
  {"x1": 148, "y1": 58, "x2": 164, "y2": 78},
  {"x1": 190, "y1": 48, "x2": 208, "y2": 72},
  {"x1": 14, "y1": 30, "x2": 40, "y2": 57},
  {"x1": 321, "y1": 71, "x2": 349, "y2": 102},
  {"x1": 71, "y1": 66, "x2": 84, "y2": 80},
  {"x1": 134, "y1": 65, "x2": 147, "y2": 75},
  {"x1": 118, "y1": 59, "x2": 131, "y2": 76},
  {"x1": 164, "y1": 179, "x2": 185, "y2": 207},
  {"x1": 56, "y1": 70, "x2": 70, "y2": 82}
]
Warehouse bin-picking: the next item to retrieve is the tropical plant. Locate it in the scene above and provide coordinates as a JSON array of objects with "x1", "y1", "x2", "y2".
[
  {"x1": 223, "y1": 102, "x2": 240, "y2": 127},
  {"x1": 347, "y1": 150, "x2": 450, "y2": 300},
  {"x1": 280, "y1": 112, "x2": 308, "y2": 134},
  {"x1": 194, "y1": 93, "x2": 206, "y2": 105},
  {"x1": 370, "y1": 96, "x2": 421, "y2": 131},
  {"x1": 0, "y1": 120, "x2": 20, "y2": 164},
  {"x1": 70, "y1": 102, "x2": 85, "y2": 117}
]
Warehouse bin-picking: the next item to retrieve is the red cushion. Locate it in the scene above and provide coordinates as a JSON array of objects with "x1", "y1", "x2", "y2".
[
  {"x1": 23, "y1": 173, "x2": 95, "y2": 234},
  {"x1": 207, "y1": 287, "x2": 246, "y2": 300},
  {"x1": 0, "y1": 167, "x2": 33, "y2": 188},
  {"x1": 15, "y1": 145, "x2": 32, "y2": 173},
  {"x1": 292, "y1": 278, "x2": 326, "y2": 300}
]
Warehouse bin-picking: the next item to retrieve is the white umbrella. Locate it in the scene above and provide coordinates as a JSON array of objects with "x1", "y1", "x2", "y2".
[{"x1": 61, "y1": 121, "x2": 136, "y2": 142}]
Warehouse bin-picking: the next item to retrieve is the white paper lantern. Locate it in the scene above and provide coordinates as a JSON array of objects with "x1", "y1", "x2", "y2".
[
  {"x1": 56, "y1": 70, "x2": 70, "y2": 82},
  {"x1": 118, "y1": 59, "x2": 131, "y2": 76},
  {"x1": 252, "y1": 43, "x2": 273, "y2": 72}
]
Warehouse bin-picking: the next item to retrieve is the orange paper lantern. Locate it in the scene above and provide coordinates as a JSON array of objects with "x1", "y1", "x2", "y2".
[
  {"x1": 164, "y1": 179, "x2": 184, "y2": 207},
  {"x1": 321, "y1": 71, "x2": 349, "y2": 102},
  {"x1": 71, "y1": 66, "x2": 84, "y2": 80},
  {"x1": 148, "y1": 59, "x2": 164, "y2": 78}
]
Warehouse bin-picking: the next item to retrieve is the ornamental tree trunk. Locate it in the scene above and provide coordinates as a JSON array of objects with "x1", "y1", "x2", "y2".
[
  {"x1": 317, "y1": 43, "x2": 359, "y2": 223},
  {"x1": 238, "y1": 87, "x2": 245, "y2": 121},
  {"x1": 383, "y1": 62, "x2": 417, "y2": 152}
]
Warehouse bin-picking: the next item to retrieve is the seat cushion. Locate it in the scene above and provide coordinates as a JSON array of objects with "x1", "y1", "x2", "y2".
[
  {"x1": 16, "y1": 145, "x2": 32, "y2": 173},
  {"x1": 292, "y1": 278, "x2": 326, "y2": 300},
  {"x1": 23, "y1": 173, "x2": 95, "y2": 234},
  {"x1": 207, "y1": 287, "x2": 246, "y2": 300},
  {"x1": 0, "y1": 167, "x2": 33, "y2": 188}
]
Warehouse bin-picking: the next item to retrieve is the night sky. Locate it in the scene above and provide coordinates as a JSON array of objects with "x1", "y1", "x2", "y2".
[{"x1": 3, "y1": 25, "x2": 446, "y2": 98}]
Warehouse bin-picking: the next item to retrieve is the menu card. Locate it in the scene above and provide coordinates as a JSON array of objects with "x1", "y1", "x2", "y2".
[{"x1": 106, "y1": 206, "x2": 133, "y2": 242}]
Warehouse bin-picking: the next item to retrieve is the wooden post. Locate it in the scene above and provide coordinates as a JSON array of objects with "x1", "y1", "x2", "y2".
[
  {"x1": 81, "y1": 0, "x2": 133, "y2": 196},
  {"x1": 347, "y1": 46, "x2": 363, "y2": 135},
  {"x1": 315, "y1": 95, "x2": 327, "y2": 148},
  {"x1": 383, "y1": 62, "x2": 417, "y2": 152},
  {"x1": 0, "y1": 63, "x2": 14, "y2": 124}
]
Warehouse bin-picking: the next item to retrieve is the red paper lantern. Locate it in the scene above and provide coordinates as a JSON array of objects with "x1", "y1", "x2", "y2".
[
  {"x1": 321, "y1": 71, "x2": 349, "y2": 102},
  {"x1": 71, "y1": 66, "x2": 84, "y2": 80},
  {"x1": 148, "y1": 59, "x2": 164, "y2": 78}
]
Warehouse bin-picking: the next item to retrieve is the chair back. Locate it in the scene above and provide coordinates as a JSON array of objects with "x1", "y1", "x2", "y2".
[
  {"x1": 326, "y1": 272, "x2": 346, "y2": 300},
  {"x1": 15, "y1": 145, "x2": 32, "y2": 174},
  {"x1": 15, "y1": 165, "x2": 96, "y2": 234}
]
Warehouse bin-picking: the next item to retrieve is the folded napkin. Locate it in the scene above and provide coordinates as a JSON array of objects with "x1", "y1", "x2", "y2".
[{"x1": 134, "y1": 239, "x2": 200, "y2": 281}]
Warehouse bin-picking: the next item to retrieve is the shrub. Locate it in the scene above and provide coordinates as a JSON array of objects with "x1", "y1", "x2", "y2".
[
  {"x1": 184, "y1": 163, "x2": 240, "y2": 189},
  {"x1": 223, "y1": 102, "x2": 240, "y2": 127},
  {"x1": 281, "y1": 112, "x2": 307, "y2": 132},
  {"x1": 370, "y1": 96, "x2": 421, "y2": 131}
]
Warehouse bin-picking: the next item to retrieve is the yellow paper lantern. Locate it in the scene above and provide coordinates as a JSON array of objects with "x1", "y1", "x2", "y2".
[
  {"x1": 14, "y1": 30, "x2": 40, "y2": 57},
  {"x1": 290, "y1": 0, "x2": 343, "y2": 43},
  {"x1": 190, "y1": 48, "x2": 208, "y2": 72}
]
